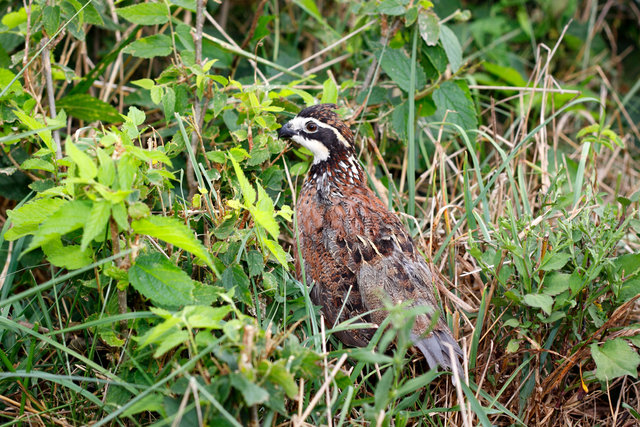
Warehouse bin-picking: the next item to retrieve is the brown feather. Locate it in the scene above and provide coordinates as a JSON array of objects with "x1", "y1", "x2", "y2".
[{"x1": 281, "y1": 104, "x2": 463, "y2": 376}]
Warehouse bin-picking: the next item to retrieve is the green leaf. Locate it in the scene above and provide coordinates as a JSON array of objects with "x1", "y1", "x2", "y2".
[
  {"x1": 43, "y1": 5, "x2": 61, "y2": 36},
  {"x1": 57, "y1": 94, "x2": 122, "y2": 124},
  {"x1": 261, "y1": 360, "x2": 298, "y2": 399},
  {"x1": 121, "y1": 393, "x2": 165, "y2": 417},
  {"x1": 418, "y1": 9, "x2": 440, "y2": 46},
  {"x1": 2, "y1": 7, "x2": 27, "y2": 29},
  {"x1": 440, "y1": 25, "x2": 462, "y2": 73},
  {"x1": 0, "y1": 68, "x2": 23, "y2": 97},
  {"x1": 380, "y1": 48, "x2": 426, "y2": 92},
  {"x1": 432, "y1": 80, "x2": 477, "y2": 131},
  {"x1": 522, "y1": 293, "x2": 553, "y2": 315},
  {"x1": 292, "y1": 0, "x2": 323, "y2": 23},
  {"x1": 132, "y1": 216, "x2": 212, "y2": 267},
  {"x1": 506, "y1": 339, "x2": 521, "y2": 353},
  {"x1": 153, "y1": 330, "x2": 189, "y2": 357},
  {"x1": 539, "y1": 252, "x2": 571, "y2": 271},
  {"x1": 96, "y1": 148, "x2": 116, "y2": 186},
  {"x1": 377, "y1": 0, "x2": 407, "y2": 15},
  {"x1": 349, "y1": 348, "x2": 393, "y2": 364},
  {"x1": 66, "y1": 140, "x2": 98, "y2": 179},
  {"x1": 13, "y1": 109, "x2": 55, "y2": 153},
  {"x1": 5, "y1": 198, "x2": 66, "y2": 240},
  {"x1": 27, "y1": 200, "x2": 92, "y2": 251},
  {"x1": 252, "y1": 184, "x2": 279, "y2": 239},
  {"x1": 128, "y1": 252, "x2": 195, "y2": 307},
  {"x1": 170, "y1": 0, "x2": 196, "y2": 12},
  {"x1": 162, "y1": 87, "x2": 176, "y2": 122},
  {"x1": 591, "y1": 338, "x2": 640, "y2": 381},
  {"x1": 21, "y1": 158, "x2": 55, "y2": 173},
  {"x1": 230, "y1": 373, "x2": 269, "y2": 406},
  {"x1": 123, "y1": 35, "x2": 173, "y2": 59},
  {"x1": 374, "y1": 369, "x2": 394, "y2": 411},
  {"x1": 395, "y1": 371, "x2": 437, "y2": 397},
  {"x1": 116, "y1": 2, "x2": 169, "y2": 25},
  {"x1": 483, "y1": 62, "x2": 527, "y2": 87},
  {"x1": 42, "y1": 238, "x2": 93, "y2": 269},
  {"x1": 247, "y1": 250, "x2": 264, "y2": 277},
  {"x1": 228, "y1": 153, "x2": 256, "y2": 204},
  {"x1": 183, "y1": 305, "x2": 232, "y2": 329},
  {"x1": 81, "y1": 200, "x2": 111, "y2": 251},
  {"x1": 222, "y1": 264, "x2": 252, "y2": 306},
  {"x1": 321, "y1": 78, "x2": 338, "y2": 104},
  {"x1": 542, "y1": 272, "x2": 571, "y2": 296}
]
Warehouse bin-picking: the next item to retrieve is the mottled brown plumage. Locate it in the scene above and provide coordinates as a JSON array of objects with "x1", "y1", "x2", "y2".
[{"x1": 279, "y1": 104, "x2": 462, "y2": 376}]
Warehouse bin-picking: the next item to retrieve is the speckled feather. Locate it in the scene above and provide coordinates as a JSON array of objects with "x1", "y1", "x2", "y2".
[{"x1": 279, "y1": 104, "x2": 463, "y2": 374}]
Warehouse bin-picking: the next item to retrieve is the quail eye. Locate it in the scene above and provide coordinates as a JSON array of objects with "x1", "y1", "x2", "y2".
[{"x1": 305, "y1": 122, "x2": 318, "y2": 132}]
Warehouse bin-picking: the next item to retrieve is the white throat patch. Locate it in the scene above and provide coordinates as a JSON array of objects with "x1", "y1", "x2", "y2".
[{"x1": 292, "y1": 134, "x2": 330, "y2": 164}]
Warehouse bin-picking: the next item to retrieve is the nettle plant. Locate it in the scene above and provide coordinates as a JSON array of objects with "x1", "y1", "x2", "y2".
[{"x1": 469, "y1": 126, "x2": 640, "y2": 398}]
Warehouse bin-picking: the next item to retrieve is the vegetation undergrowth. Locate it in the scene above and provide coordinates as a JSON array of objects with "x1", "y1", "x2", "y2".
[{"x1": 0, "y1": 0, "x2": 639, "y2": 425}]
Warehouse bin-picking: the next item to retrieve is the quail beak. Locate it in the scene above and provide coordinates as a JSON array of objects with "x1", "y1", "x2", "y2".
[{"x1": 278, "y1": 122, "x2": 295, "y2": 139}]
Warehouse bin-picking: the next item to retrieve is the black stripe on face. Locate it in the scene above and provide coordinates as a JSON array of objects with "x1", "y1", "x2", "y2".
[{"x1": 299, "y1": 126, "x2": 346, "y2": 153}]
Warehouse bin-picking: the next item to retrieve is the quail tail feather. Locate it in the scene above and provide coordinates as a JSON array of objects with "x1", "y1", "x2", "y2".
[{"x1": 412, "y1": 331, "x2": 464, "y2": 385}]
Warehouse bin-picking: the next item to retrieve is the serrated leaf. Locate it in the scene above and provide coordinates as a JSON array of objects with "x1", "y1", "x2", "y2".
[
  {"x1": 123, "y1": 35, "x2": 172, "y2": 59},
  {"x1": 380, "y1": 48, "x2": 426, "y2": 92},
  {"x1": 377, "y1": 0, "x2": 407, "y2": 15},
  {"x1": 116, "y1": 2, "x2": 168, "y2": 25},
  {"x1": 522, "y1": 293, "x2": 553, "y2": 315},
  {"x1": 21, "y1": 158, "x2": 54, "y2": 173},
  {"x1": 432, "y1": 80, "x2": 477, "y2": 131},
  {"x1": 591, "y1": 338, "x2": 640, "y2": 381},
  {"x1": 66, "y1": 140, "x2": 98, "y2": 179},
  {"x1": 0, "y1": 68, "x2": 23, "y2": 97},
  {"x1": 57, "y1": 94, "x2": 122, "y2": 124},
  {"x1": 96, "y1": 148, "x2": 115, "y2": 186},
  {"x1": 132, "y1": 216, "x2": 212, "y2": 267},
  {"x1": 418, "y1": 9, "x2": 440, "y2": 46},
  {"x1": 128, "y1": 252, "x2": 195, "y2": 307},
  {"x1": 5, "y1": 198, "x2": 66, "y2": 240},
  {"x1": 440, "y1": 25, "x2": 462, "y2": 73},
  {"x1": 42, "y1": 237, "x2": 93, "y2": 269},
  {"x1": 27, "y1": 200, "x2": 92, "y2": 251},
  {"x1": 321, "y1": 78, "x2": 338, "y2": 104},
  {"x1": 81, "y1": 200, "x2": 111, "y2": 251},
  {"x1": 13, "y1": 109, "x2": 55, "y2": 153},
  {"x1": 252, "y1": 184, "x2": 279, "y2": 239},
  {"x1": 43, "y1": 5, "x2": 61, "y2": 36},
  {"x1": 222, "y1": 264, "x2": 252, "y2": 306},
  {"x1": 228, "y1": 154, "x2": 256, "y2": 204},
  {"x1": 153, "y1": 330, "x2": 189, "y2": 357},
  {"x1": 183, "y1": 305, "x2": 232, "y2": 329}
]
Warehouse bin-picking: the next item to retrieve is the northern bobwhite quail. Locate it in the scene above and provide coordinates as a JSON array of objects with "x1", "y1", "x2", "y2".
[{"x1": 279, "y1": 103, "x2": 463, "y2": 377}]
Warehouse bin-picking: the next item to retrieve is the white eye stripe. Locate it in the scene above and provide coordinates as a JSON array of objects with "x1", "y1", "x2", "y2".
[{"x1": 287, "y1": 116, "x2": 351, "y2": 148}]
